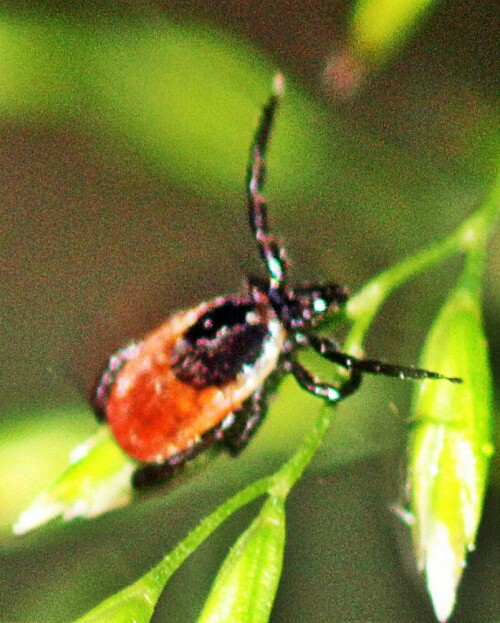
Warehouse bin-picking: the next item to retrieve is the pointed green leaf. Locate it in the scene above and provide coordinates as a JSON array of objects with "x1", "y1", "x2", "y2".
[
  {"x1": 13, "y1": 428, "x2": 135, "y2": 535},
  {"x1": 72, "y1": 574, "x2": 163, "y2": 623},
  {"x1": 407, "y1": 278, "x2": 493, "y2": 622},
  {"x1": 197, "y1": 495, "x2": 286, "y2": 623}
]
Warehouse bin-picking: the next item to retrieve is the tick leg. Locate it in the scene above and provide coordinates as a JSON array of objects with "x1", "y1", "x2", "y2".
[
  {"x1": 303, "y1": 334, "x2": 461, "y2": 383},
  {"x1": 133, "y1": 456, "x2": 185, "y2": 489},
  {"x1": 292, "y1": 283, "x2": 350, "y2": 310},
  {"x1": 222, "y1": 388, "x2": 268, "y2": 456},
  {"x1": 223, "y1": 365, "x2": 285, "y2": 456},
  {"x1": 247, "y1": 75, "x2": 287, "y2": 291},
  {"x1": 287, "y1": 359, "x2": 362, "y2": 403},
  {"x1": 133, "y1": 430, "x2": 221, "y2": 489}
]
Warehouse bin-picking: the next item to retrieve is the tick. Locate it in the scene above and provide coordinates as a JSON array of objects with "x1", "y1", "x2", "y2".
[{"x1": 92, "y1": 75, "x2": 460, "y2": 488}]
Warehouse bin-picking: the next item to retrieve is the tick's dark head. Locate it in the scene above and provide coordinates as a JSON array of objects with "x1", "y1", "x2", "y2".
[
  {"x1": 282, "y1": 283, "x2": 350, "y2": 329},
  {"x1": 247, "y1": 277, "x2": 349, "y2": 329}
]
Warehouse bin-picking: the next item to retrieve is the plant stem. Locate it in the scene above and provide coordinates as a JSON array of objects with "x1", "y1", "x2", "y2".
[
  {"x1": 345, "y1": 170, "x2": 500, "y2": 353},
  {"x1": 145, "y1": 475, "x2": 272, "y2": 587},
  {"x1": 269, "y1": 406, "x2": 333, "y2": 498}
]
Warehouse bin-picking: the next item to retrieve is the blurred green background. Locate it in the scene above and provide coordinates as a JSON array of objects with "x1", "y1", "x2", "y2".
[{"x1": 0, "y1": 1, "x2": 498, "y2": 622}]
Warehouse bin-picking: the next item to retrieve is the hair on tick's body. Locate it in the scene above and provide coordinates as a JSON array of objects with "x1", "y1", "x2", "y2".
[{"x1": 92, "y1": 74, "x2": 460, "y2": 488}]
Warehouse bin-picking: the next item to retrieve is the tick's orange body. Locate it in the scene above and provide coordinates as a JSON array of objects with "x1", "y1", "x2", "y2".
[{"x1": 103, "y1": 299, "x2": 285, "y2": 463}]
